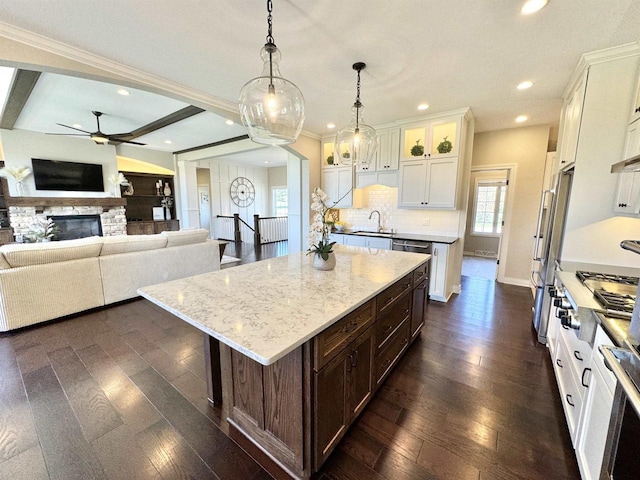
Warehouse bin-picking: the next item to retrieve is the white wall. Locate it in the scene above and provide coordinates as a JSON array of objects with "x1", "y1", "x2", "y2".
[
  {"x1": 472, "y1": 125, "x2": 551, "y2": 285},
  {"x1": 0, "y1": 129, "x2": 118, "y2": 197},
  {"x1": 267, "y1": 166, "x2": 287, "y2": 215}
]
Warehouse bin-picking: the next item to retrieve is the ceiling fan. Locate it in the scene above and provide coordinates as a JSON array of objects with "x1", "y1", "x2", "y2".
[{"x1": 47, "y1": 111, "x2": 145, "y2": 145}]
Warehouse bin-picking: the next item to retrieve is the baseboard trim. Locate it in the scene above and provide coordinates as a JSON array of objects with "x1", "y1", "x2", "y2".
[{"x1": 502, "y1": 277, "x2": 530, "y2": 287}]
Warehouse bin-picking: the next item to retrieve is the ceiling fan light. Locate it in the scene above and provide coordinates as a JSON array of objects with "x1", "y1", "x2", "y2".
[
  {"x1": 239, "y1": 1, "x2": 304, "y2": 146},
  {"x1": 91, "y1": 135, "x2": 109, "y2": 144}
]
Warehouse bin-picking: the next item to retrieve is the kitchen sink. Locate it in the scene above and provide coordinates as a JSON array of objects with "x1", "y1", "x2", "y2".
[{"x1": 351, "y1": 231, "x2": 395, "y2": 238}]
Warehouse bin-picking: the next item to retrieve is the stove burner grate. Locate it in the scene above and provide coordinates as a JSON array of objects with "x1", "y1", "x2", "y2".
[
  {"x1": 594, "y1": 289, "x2": 635, "y2": 314},
  {"x1": 576, "y1": 271, "x2": 639, "y2": 286}
]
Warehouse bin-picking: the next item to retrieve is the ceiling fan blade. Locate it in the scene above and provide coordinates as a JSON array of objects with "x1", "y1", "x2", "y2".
[
  {"x1": 46, "y1": 132, "x2": 89, "y2": 137},
  {"x1": 112, "y1": 138, "x2": 146, "y2": 146},
  {"x1": 56, "y1": 123, "x2": 92, "y2": 134}
]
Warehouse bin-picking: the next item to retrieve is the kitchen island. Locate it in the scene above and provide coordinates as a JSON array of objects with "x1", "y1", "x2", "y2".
[{"x1": 139, "y1": 245, "x2": 430, "y2": 479}]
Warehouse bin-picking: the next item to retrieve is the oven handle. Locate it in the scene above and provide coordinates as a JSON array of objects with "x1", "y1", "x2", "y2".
[
  {"x1": 533, "y1": 190, "x2": 553, "y2": 261},
  {"x1": 601, "y1": 346, "x2": 640, "y2": 418}
]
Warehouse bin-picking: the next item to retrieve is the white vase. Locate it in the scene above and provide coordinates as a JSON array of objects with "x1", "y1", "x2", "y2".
[
  {"x1": 16, "y1": 181, "x2": 23, "y2": 196},
  {"x1": 165, "y1": 208, "x2": 171, "y2": 220},
  {"x1": 313, "y1": 251, "x2": 336, "y2": 271}
]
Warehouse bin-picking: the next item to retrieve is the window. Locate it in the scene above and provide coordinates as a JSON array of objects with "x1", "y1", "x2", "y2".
[
  {"x1": 272, "y1": 187, "x2": 288, "y2": 216},
  {"x1": 472, "y1": 179, "x2": 506, "y2": 236}
]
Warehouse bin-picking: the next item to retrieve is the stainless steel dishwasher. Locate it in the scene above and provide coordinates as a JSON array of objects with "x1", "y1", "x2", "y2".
[{"x1": 392, "y1": 239, "x2": 431, "y2": 300}]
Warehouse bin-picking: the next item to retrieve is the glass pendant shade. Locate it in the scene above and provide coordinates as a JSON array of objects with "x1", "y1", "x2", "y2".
[
  {"x1": 334, "y1": 103, "x2": 377, "y2": 166},
  {"x1": 239, "y1": 45, "x2": 305, "y2": 145}
]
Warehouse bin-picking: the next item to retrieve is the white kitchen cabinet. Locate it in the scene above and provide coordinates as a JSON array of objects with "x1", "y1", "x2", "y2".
[
  {"x1": 613, "y1": 119, "x2": 640, "y2": 214},
  {"x1": 343, "y1": 235, "x2": 366, "y2": 247},
  {"x1": 576, "y1": 325, "x2": 615, "y2": 480},
  {"x1": 356, "y1": 171, "x2": 398, "y2": 189},
  {"x1": 328, "y1": 233, "x2": 344, "y2": 245},
  {"x1": 398, "y1": 158, "x2": 458, "y2": 209},
  {"x1": 364, "y1": 237, "x2": 391, "y2": 250},
  {"x1": 321, "y1": 138, "x2": 338, "y2": 167},
  {"x1": 557, "y1": 69, "x2": 588, "y2": 168},
  {"x1": 429, "y1": 242, "x2": 450, "y2": 302},
  {"x1": 376, "y1": 127, "x2": 400, "y2": 171},
  {"x1": 630, "y1": 67, "x2": 640, "y2": 124},
  {"x1": 321, "y1": 167, "x2": 361, "y2": 208},
  {"x1": 400, "y1": 116, "x2": 461, "y2": 162}
]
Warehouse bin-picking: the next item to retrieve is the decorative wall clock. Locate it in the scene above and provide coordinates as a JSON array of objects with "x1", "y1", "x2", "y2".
[{"x1": 229, "y1": 177, "x2": 256, "y2": 207}]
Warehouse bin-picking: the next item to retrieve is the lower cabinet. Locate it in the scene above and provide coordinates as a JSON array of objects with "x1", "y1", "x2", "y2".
[
  {"x1": 411, "y1": 278, "x2": 428, "y2": 341},
  {"x1": 314, "y1": 326, "x2": 374, "y2": 468},
  {"x1": 127, "y1": 220, "x2": 180, "y2": 235},
  {"x1": 575, "y1": 325, "x2": 616, "y2": 480}
]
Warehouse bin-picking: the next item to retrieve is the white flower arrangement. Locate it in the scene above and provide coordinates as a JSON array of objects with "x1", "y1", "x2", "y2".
[
  {"x1": 307, "y1": 188, "x2": 336, "y2": 260},
  {"x1": 108, "y1": 172, "x2": 129, "y2": 186},
  {"x1": 25, "y1": 217, "x2": 58, "y2": 242},
  {"x1": 0, "y1": 165, "x2": 32, "y2": 182}
]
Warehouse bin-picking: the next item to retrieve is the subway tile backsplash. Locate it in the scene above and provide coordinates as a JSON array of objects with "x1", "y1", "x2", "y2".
[{"x1": 338, "y1": 185, "x2": 462, "y2": 236}]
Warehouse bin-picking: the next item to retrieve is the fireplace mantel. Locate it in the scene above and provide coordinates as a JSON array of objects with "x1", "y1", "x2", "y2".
[{"x1": 6, "y1": 197, "x2": 127, "y2": 208}]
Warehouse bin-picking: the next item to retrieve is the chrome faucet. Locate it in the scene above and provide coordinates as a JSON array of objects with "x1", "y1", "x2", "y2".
[{"x1": 369, "y1": 210, "x2": 381, "y2": 232}]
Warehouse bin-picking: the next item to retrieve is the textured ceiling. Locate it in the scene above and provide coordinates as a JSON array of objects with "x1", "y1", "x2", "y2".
[{"x1": 0, "y1": 0, "x2": 639, "y2": 149}]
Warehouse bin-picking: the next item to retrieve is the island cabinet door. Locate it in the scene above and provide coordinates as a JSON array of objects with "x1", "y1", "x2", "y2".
[
  {"x1": 411, "y1": 278, "x2": 428, "y2": 341},
  {"x1": 314, "y1": 327, "x2": 374, "y2": 469}
]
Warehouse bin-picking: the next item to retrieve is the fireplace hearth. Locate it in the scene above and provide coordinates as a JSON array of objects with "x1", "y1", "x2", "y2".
[{"x1": 49, "y1": 215, "x2": 103, "y2": 241}]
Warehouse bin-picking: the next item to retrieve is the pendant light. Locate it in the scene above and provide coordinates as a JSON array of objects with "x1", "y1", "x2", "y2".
[
  {"x1": 334, "y1": 62, "x2": 377, "y2": 167},
  {"x1": 239, "y1": 0, "x2": 305, "y2": 145}
]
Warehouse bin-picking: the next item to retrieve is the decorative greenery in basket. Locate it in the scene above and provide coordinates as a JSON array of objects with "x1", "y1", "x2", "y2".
[
  {"x1": 410, "y1": 139, "x2": 424, "y2": 156},
  {"x1": 342, "y1": 150, "x2": 351, "y2": 159},
  {"x1": 327, "y1": 154, "x2": 334, "y2": 165},
  {"x1": 437, "y1": 136, "x2": 453, "y2": 153}
]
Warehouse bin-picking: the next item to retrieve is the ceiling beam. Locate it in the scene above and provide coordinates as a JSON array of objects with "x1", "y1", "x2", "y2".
[
  {"x1": 0, "y1": 69, "x2": 41, "y2": 129},
  {"x1": 174, "y1": 135, "x2": 251, "y2": 156},
  {"x1": 117, "y1": 105, "x2": 205, "y2": 141}
]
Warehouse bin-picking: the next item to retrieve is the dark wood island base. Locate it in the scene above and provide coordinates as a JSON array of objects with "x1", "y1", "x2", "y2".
[{"x1": 205, "y1": 260, "x2": 430, "y2": 479}]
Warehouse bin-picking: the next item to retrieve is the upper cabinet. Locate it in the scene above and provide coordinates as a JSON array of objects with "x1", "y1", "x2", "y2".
[
  {"x1": 397, "y1": 111, "x2": 471, "y2": 210},
  {"x1": 400, "y1": 116, "x2": 461, "y2": 162},
  {"x1": 613, "y1": 119, "x2": 640, "y2": 214},
  {"x1": 557, "y1": 69, "x2": 588, "y2": 169},
  {"x1": 322, "y1": 138, "x2": 339, "y2": 167},
  {"x1": 376, "y1": 127, "x2": 401, "y2": 171},
  {"x1": 630, "y1": 69, "x2": 640, "y2": 124}
]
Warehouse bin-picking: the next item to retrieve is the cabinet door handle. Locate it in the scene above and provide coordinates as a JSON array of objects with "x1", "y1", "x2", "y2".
[
  {"x1": 574, "y1": 350, "x2": 583, "y2": 361},
  {"x1": 347, "y1": 355, "x2": 353, "y2": 372},
  {"x1": 352, "y1": 349, "x2": 358, "y2": 367},
  {"x1": 402, "y1": 308, "x2": 410, "y2": 316},
  {"x1": 382, "y1": 358, "x2": 392, "y2": 369},
  {"x1": 382, "y1": 324, "x2": 393, "y2": 334},
  {"x1": 561, "y1": 324, "x2": 569, "y2": 330},
  {"x1": 556, "y1": 358, "x2": 563, "y2": 368},
  {"x1": 581, "y1": 367, "x2": 591, "y2": 388},
  {"x1": 566, "y1": 394, "x2": 575, "y2": 407}
]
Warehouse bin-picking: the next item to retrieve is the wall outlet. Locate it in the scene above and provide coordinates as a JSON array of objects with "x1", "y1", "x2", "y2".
[{"x1": 422, "y1": 219, "x2": 430, "y2": 226}]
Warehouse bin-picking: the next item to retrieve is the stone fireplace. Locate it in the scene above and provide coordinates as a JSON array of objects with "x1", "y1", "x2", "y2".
[
  {"x1": 49, "y1": 214, "x2": 103, "y2": 240},
  {"x1": 8, "y1": 198, "x2": 127, "y2": 242}
]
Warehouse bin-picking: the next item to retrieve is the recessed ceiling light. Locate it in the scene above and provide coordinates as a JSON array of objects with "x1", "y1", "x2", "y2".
[
  {"x1": 521, "y1": 0, "x2": 549, "y2": 15},
  {"x1": 164, "y1": 140, "x2": 173, "y2": 144},
  {"x1": 264, "y1": 161, "x2": 269, "y2": 164},
  {"x1": 225, "y1": 119, "x2": 234, "y2": 125},
  {"x1": 117, "y1": 88, "x2": 130, "y2": 96},
  {"x1": 417, "y1": 103, "x2": 429, "y2": 111},
  {"x1": 72, "y1": 123, "x2": 83, "y2": 129},
  {"x1": 516, "y1": 115, "x2": 528, "y2": 123},
  {"x1": 517, "y1": 81, "x2": 534, "y2": 90},
  {"x1": 327, "y1": 123, "x2": 336, "y2": 129}
]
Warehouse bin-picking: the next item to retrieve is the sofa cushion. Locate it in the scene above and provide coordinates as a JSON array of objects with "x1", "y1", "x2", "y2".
[
  {"x1": 101, "y1": 234, "x2": 167, "y2": 256},
  {"x1": 161, "y1": 229, "x2": 209, "y2": 247},
  {"x1": 0, "y1": 254, "x2": 10, "y2": 270},
  {"x1": 0, "y1": 236, "x2": 103, "y2": 267}
]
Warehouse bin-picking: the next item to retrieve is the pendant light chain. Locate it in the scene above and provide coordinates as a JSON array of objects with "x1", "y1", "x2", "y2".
[
  {"x1": 266, "y1": 0, "x2": 274, "y2": 45},
  {"x1": 354, "y1": 66, "x2": 362, "y2": 132}
]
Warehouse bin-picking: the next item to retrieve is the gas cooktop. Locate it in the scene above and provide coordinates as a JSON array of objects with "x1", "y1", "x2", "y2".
[{"x1": 576, "y1": 270, "x2": 638, "y2": 316}]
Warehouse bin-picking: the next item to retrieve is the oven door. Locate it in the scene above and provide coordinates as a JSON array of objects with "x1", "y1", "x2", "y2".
[{"x1": 600, "y1": 346, "x2": 640, "y2": 479}]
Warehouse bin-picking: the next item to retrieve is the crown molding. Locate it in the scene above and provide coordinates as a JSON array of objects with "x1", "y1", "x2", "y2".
[{"x1": 0, "y1": 22, "x2": 323, "y2": 141}]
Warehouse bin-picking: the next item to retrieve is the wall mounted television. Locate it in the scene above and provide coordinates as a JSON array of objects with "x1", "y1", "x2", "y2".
[{"x1": 32, "y1": 158, "x2": 105, "y2": 192}]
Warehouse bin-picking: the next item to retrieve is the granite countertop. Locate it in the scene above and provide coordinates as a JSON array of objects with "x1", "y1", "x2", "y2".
[
  {"x1": 333, "y1": 230, "x2": 458, "y2": 245},
  {"x1": 139, "y1": 245, "x2": 430, "y2": 366}
]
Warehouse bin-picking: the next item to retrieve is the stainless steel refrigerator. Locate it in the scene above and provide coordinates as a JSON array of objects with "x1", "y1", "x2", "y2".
[{"x1": 532, "y1": 167, "x2": 574, "y2": 344}]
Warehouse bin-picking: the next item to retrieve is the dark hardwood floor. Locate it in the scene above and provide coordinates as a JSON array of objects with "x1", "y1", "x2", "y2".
[{"x1": 0, "y1": 246, "x2": 579, "y2": 480}]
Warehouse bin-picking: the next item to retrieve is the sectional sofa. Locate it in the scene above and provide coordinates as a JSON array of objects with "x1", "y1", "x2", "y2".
[{"x1": 0, "y1": 229, "x2": 222, "y2": 331}]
